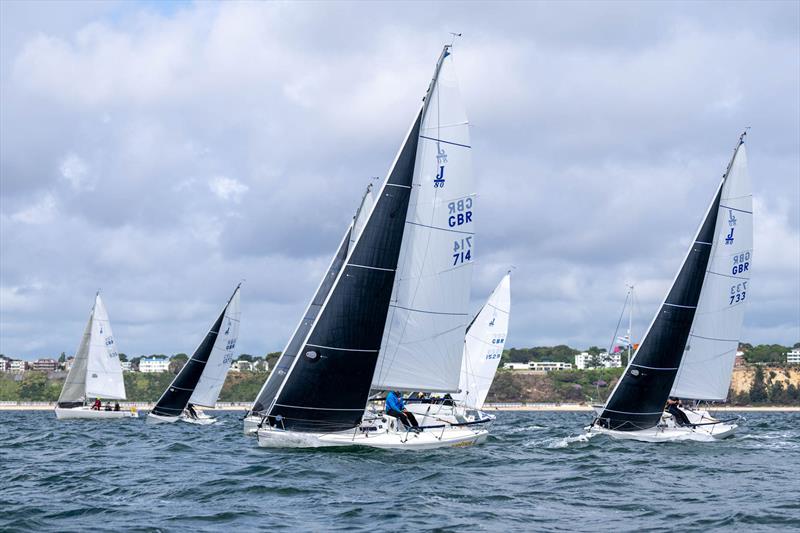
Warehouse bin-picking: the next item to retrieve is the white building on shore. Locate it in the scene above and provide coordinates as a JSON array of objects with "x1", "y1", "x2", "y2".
[
  {"x1": 139, "y1": 356, "x2": 170, "y2": 373},
  {"x1": 575, "y1": 351, "x2": 623, "y2": 370},
  {"x1": 787, "y1": 349, "x2": 800, "y2": 365}
]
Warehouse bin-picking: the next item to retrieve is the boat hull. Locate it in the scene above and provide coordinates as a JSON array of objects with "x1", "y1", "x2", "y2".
[
  {"x1": 257, "y1": 425, "x2": 488, "y2": 450},
  {"x1": 587, "y1": 408, "x2": 738, "y2": 442},
  {"x1": 243, "y1": 415, "x2": 261, "y2": 435},
  {"x1": 147, "y1": 412, "x2": 215, "y2": 425},
  {"x1": 55, "y1": 406, "x2": 138, "y2": 420}
]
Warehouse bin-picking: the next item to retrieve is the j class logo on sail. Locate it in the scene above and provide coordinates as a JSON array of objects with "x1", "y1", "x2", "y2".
[
  {"x1": 453, "y1": 236, "x2": 472, "y2": 266},
  {"x1": 448, "y1": 197, "x2": 472, "y2": 228},
  {"x1": 725, "y1": 209, "x2": 737, "y2": 245},
  {"x1": 732, "y1": 251, "x2": 750, "y2": 275},
  {"x1": 434, "y1": 148, "x2": 447, "y2": 188},
  {"x1": 730, "y1": 281, "x2": 747, "y2": 305}
]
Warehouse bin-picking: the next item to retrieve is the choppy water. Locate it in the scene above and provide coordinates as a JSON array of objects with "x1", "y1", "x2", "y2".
[{"x1": 2, "y1": 410, "x2": 799, "y2": 532}]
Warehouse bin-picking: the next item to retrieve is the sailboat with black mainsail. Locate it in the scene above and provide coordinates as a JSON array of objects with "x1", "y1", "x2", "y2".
[
  {"x1": 404, "y1": 272, "x2": 511, "y2": 426},
  {"x1": 249, "y1": 44, "x2": 487, "y2": 449},
  {"x1": 587, "y1": 132, "x2": 753, "y2": 442},
  {"x1": 147, "y1": 284, "x2": 241, "y2": 425},
  {"x1": 55, "y1": 293, "x2": 137, "y2": 419}
]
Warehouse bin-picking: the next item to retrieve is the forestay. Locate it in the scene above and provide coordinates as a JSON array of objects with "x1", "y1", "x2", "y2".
[
  {"x1": 189, "y1": 287, "x2": 241, "y2": 408},
  {"x1": 671, "y1": 142, "x2": 752, "y2": 400},
  {"x1": 454, "y1": 273, "x2": 511, "y2": 409},
  {"x1": 85, "y1": 295, "x2": 126, "y2": 400},
  {"x1": 372, "y1": 47, "x2": 474, "y2": 393}
]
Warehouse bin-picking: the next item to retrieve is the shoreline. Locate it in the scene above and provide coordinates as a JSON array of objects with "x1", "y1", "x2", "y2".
[{"x1": 1, "y1": 403, "x2": 799, "y2": 412}]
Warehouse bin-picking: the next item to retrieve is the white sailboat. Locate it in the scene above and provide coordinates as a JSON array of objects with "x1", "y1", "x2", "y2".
[
  {"x1": 587, "y1": 132, "x2": 753, "y2": 442},
  {"x1": 147, "y1": 285, "x2": 241, "y2": 425},
  {"x1": 253, "y1": 44, "x2": 487, "y2": 449},
  {"x1": 55, "y1": 293, "x2": 137, "y2": 420},
  {"x1": 405, "y1": 272, "x2": 511, "y2": 426}
]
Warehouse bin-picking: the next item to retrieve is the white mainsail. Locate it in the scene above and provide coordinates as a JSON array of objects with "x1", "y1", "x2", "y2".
[
  {"x1": 454, "y1": 273, "x2": 511, "y2": 409},
  {"x1": 671, "y1": 143, "x2": 753, "y2": 400},
  {"x1": 371, "y1": 47, "x2": 474, "y2": 393},
  {"x1": 189, "y1": 287, "x2": 242, "y2": 408}
]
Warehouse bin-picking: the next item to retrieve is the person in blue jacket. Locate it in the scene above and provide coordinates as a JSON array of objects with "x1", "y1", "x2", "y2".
[{"x1": 385, "y1": 391, "x2": 420, "y2": 431}]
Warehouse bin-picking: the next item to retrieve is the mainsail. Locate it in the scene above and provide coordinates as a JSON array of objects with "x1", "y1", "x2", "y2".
[
  {"x1": 151, "y1": 285, "x2": 241, "y2": 417},
  {"x1": 454, "y1": 273, "x2": 511, "y2": 410},
  {"x1": 671, "y1": 143, "x2": 752, "y2": 400},
  {"x1": 58, "y1": 294, "x2": 126, "y2": 405},
  {"x1": 598, "y1": 136, "x2": 750, "y2": 431},
  {"x1": 371, "y1": 45, "x2": 475, "y2": 393}
]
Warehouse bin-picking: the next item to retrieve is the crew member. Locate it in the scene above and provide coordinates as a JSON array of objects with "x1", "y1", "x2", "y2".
[
  {"x1": 666, "y1": 397, "x2": 693, "y2": 427},
  {"x1": 385, "y1": 391, "x2": 420, "y2": 431}
]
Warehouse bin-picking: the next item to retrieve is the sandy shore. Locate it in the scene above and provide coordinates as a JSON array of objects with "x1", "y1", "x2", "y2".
[{"x1": 2, "y1": 403, "x2": 799, "y2": 412}]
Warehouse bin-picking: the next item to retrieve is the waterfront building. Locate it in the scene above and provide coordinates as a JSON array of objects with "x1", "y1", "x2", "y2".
[
  {"x1": 231, "y1": 360, "x2": 253, "y2": 372},
  {"x1": 9, "y1": 360, "x2": 27, "y2": 373},
  {"x1": 0, "y1": 356, "x2": 10, "y2": 372},
  {"x1": 120, "y1": 361, "x2": 132, "y2": 372},
  {"x1": 734, "y1": 350, "x2": 746, "y2": 367},
  {"x1": 33, "y1": 358, "x2": 58, "y2": 372},
  {"x1": 503, "y1": 362, "x2": 530, "y2": 371},
  {"x1": 139, "y1": 356, "x2": 170, "y2": 373},
  {"x1": 787, "y1": 349, "x2": 800, "y2": 365},
  {"x1": 529, "y1": 361, "x2": 573, "y2": 372},
  {"x1": 575, "y1": 351, "x2": 623, "y2": 370}
]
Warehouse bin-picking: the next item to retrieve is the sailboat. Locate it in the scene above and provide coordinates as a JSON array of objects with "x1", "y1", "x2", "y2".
[
  {"x1": 405, "y1": 272, "x2": 511, "y2": 425},
  {"x1": 250, "y1": 44, "x2": 487, "y2": 449},
  {"x1": 55, "y1": 293, "x2": 137, "y2": 419},
  {"x1": 147, "y1": 284, "x2": 241, "y2": 425},
  {"x1": 587, "y1": 132, "x2": 753, "y2": 442}
]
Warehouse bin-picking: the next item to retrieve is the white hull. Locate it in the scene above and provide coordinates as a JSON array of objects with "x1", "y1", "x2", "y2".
[
  {"x1": 587, "y1": 408, "x2": 738, "y2": 442},
  {"x1": 55, "y1": 406, "x2": 138, "y2": 420},
  {"x1": 243, "y1": 415, "x2": 261, "y2": 435},
  {"x1": 147, "y1": 411, "x2": 216, "y2": 425},
  {"x1": 257, "y1": 415, "x2": 488, "y2": 450}
]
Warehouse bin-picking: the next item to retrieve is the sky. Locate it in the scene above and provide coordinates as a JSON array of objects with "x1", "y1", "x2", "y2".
[{"x1": 1, "y1": 0, "x2": 798, "y2": 360}]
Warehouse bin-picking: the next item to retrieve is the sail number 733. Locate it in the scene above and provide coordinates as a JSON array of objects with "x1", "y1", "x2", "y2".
[
  {"x1": 730, "y1": 281, "x2": 747, "y2": 305},
  {"x1": 453, "y1": 237, "x2": 472, "y2": 266}
]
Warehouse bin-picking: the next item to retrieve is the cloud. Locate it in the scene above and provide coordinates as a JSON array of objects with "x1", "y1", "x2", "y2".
[
  {"x1": 208, "y1": 175, "x2": 248, "y2": 203},
  {"x1": 0, "y1": 1, "x2": 797, "y2": 359}
]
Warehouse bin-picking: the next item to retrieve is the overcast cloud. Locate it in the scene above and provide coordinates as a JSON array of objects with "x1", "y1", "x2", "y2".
[{"x1": 1, "y1": 0, "x2": 798, "y2": 360}]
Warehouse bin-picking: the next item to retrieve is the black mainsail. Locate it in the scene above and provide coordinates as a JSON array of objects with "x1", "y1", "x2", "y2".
[{"x1": 595, "y1": 140, "x2": 748, "y2": 431}]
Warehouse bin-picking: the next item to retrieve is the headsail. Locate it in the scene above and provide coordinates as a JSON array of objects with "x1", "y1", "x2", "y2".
[
  {"x1": 189, "y1": 286, "x2": 241, "y2": 408},
  {"x1": 264, "y1": 111, "x2": 421, "y2": 432},
  {"x1": 454, "y1": 273, "x2": 511, "y2": 409},
  {"x1": 57, "y1": 302, "x2": 94, "y2": 406},
  {"x1": 371, "y1": 45, "x2": 475, "y2": 393},
  {"x1": 671, "y1": 140, "x2": 753, "y2": 400},
  {"x1": 249, "y1": 185, "x2": 374, "y2": 416},
  {"x1": 85, "y1": 294, "x2": 126, "y2": 400},
  {"x1": 151, "y1": 285, "x2": 240, "y2": 417},
  {"x1": 597, "y1": 140, "x2": 744, "y2": 431}
]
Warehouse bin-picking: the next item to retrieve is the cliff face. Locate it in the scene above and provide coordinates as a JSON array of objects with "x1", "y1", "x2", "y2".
[{"x1": 730, "y1": 367, "x2": 800, "y2": 394}]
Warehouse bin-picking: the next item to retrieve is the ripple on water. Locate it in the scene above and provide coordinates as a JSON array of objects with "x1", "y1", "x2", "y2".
[{"x1": 2, "y1": 410, "x2": 800, "y2": 531}]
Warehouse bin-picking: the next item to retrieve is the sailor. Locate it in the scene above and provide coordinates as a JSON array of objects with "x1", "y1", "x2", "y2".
[
  {"x1": 114, "y1": 402, "x2": 121, "y2": 412},
  {"x1": 385, "y1": 391, "x2": 420, "y2": 431},
  {"x1": 92, "y1": 398, "x2": 102, "y2": 410},
  {"x1": 666, "y1": 397, "x2": 693, "y2": 427},
  {"x1": 186, "y1": 404, "x2": 198, "y2": 419}
]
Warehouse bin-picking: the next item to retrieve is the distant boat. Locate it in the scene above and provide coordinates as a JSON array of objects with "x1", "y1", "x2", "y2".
[
  {"x1": 405, "y1": 272, "x2": 511, "y2": 424},
  {"x1": 55, "y1": 293, "x2": 137, "y2": 420},
  {"x1": 250, "y1": 44, "x2": 487, "y2": 449},
  {"x1": 587, "y1": 133, "x2": 753, "y2": 442},
  {"x1": 147, "y1": 284, "x2": 241, "y2": 425}
]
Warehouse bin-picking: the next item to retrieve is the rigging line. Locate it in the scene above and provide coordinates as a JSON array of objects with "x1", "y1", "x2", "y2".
[
  {"x1": 718, "y1": 205, "x2": 752, "y2": 214},
  {"x1": 605, "y1": 287, "x2": 631, "y2": 361},
  {"x1": 419, "y1": 135, "x2": 472, "y2": 149}
]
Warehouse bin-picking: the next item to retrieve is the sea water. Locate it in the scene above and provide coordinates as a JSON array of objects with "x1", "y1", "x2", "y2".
[{"x1": 2, "y1": 410, "x2": 798, "y2": 531}]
